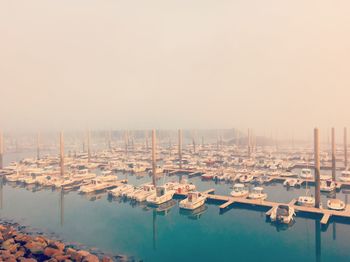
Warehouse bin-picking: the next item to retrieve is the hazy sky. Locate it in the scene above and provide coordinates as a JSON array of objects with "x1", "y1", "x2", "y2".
[{"x1": 1, "y1": 0, "x2": 350, "y2": 138}]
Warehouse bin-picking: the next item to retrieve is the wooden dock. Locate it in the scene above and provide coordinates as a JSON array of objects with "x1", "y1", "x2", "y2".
[{"x1": 175, "y1": 190, "x2": 350, "y2": 225}]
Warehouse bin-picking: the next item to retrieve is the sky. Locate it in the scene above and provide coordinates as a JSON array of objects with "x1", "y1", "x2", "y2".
[{"x1": 1, "y1": 0, "x2": 350, "y2": 139}]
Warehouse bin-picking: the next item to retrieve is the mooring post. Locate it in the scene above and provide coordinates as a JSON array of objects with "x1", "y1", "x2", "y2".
[{"x1": 314, "y1": 128, "x2": 321, "y2": 208}]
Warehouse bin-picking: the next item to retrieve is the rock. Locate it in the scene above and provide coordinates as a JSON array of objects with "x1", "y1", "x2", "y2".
[
  {"x1": 2, "y1": 238, "x2": 15, "y2": 249},
  {"x1": 0, "y1": 225, "x2": 7, "y2": 232},
  {"x1": 0, "y1": 232, "x2": 4, "y2": 243},
  {"x1": 24, "y1": 241, "x2": 45, "y2": 255},
  {"x1": 15, "y1": 234, "x2": 33, "y2": 244},
  {"x1": 53, "y1": 254, "x2": 71, "y2": 262},
  {"x1": 34, "y1": 236, "x2": 48, "y2": 245},
  {"x1": 77, "y1": 250, "x2": 90, "y2": 257},
  {"x1": 82, "y1": 254, "x2": 99, "y2": 262},
  {"x1": 70, "y1": 251, "x2": 84, "y2": 262},
  {"x1": 102, "y1": 256, "x2": 113, "y2": 262},
  {"x1": 44, "y1": 247, "x2": 63, "y2": 257},
  {"x1": 18, "y1": 258, "x2": 38, "y2": 262},
  {"x1": 44, "y1": 259, "x2": 58, "y2": 262},
  {"x1": 14, "y1": 249, "x2": 26, "y2": 259},
  {"x1": 66, "y1": 248, "x2": 77, "y2": 256},
  {"x1": 49, "y1": 241, "x2": 65, "y2": 251},
  {"x1": 0, "y1": 250, "x2": 12, "y2": 259}
]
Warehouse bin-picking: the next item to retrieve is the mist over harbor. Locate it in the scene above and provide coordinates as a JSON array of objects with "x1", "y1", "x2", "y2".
[{"x1": 1, "y1": 0, "x2": 350, "y2": 138}]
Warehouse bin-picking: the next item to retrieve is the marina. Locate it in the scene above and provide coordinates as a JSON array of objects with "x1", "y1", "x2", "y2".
[{"x1": 0, "y1": 128, "x2": 350, "y2": 261}]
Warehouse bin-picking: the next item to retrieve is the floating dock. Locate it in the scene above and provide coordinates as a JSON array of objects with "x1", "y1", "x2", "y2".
[{"x1": 174, "y1": 190, "x2": 350, "y2": 225}]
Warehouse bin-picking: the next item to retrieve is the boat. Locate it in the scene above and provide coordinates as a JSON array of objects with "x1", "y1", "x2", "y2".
[
  {"x1": 230, "y1": 183, "x2": 249, "y2": 197},
  {"x1": 201, "y1": 173, "x2": 214, "y2": 180},
  {"x1": 108, "y1": 184, "x2": 134, "y2": 198},
  {"x1": 327, "y1": 199, "x2": 346, "y2": 211},
  {"x1": 280, "y1": 171, "x2": 295, "y2": 177},
  {"x1": 283, "y1": 178, "x2": 299, "y2": 187},
  {"x1": 340, "y1": 171, "x2": 350, "y2": 182},
  {"x1": 134, "y1": 184, "x2": 156, "y2": 202},
  {"x1": 320, "y1": 174, "x2": 332, "y2": 180},
  {"x1": 239, "y1": 174, "x2": 254, "y2": 183},
  {"x1": 270, "y1": 205, "x2": 295, "y2": 224},
  {"x1": 179, "y1": 192, "x2": 207, "y2": 210},
  {"x1": 146, "y1": 186, "x2": 175, "y2": 205},
  {"x1": 79, "y1": 176, "x2": 118, "y2": 194},
  {"x1": 297, "y1": 196, "x2": 315, "y2": 207},
  {"x1": 248, "y1": 187, "x2": 267, "y2": 200},
  {"x1": 320, "y1": 180, "x2": 336, "y2": 192},
  {"x1": 300, "y1": 168, "x2": 312, "y2": 179}
]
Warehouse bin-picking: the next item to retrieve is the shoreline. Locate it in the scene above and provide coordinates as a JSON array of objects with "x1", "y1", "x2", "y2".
[{"x1": 0, "y1": 220, "x2": 139, "y2": 262}]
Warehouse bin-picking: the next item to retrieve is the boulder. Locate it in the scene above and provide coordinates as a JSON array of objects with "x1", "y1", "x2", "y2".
[
  {"x1": 49, "y1": 241, "x2": 65, "y2": 251},
  {"x1": 15, "y1": 234, "x2": 33, "y2": 244},
  {"x1": 102, "y1": 256, "x2": 113, "y2": 262},
  {"x1": 44, "y1": 247, "x2": 63, "y2": 257},
  {"x1": 82, "y1": 254, "x2": 100, "y2": 262},
  {"x1": 53, "y1": 254, "x2": 71, "y2": 262},
  {"x1": 24, "y1": 241, "x2": 45, "y2": 255},
  {"x1": 18, "y1": 258, "x2": 38, "y2": 262},
  {"x1": 14, "y1": 249, "x2": 26, "y2": 259},
  {"x1": 2, "y1": 238, "x2": 15, "y2": 249}
]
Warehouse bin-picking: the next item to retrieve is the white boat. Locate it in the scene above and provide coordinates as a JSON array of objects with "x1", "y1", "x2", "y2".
[
  {"x1": 327, "y1": 199, "x2": 346, "y2": 211},
  {"x1": 280, "y1": 172, "x2": 295, "y2": 177},
  {"x1": 146, "y1": 186, "x2": 175, "y2": 205},
  {"x1": 108, "y1": 184, "x2": 134, "y2": 197},
  {"x1": 320, "y1": 180, "x2": 336, "y2": 192},
  {"x1": 340, "y1": 171, "x2": 350, "y2": 182},
  {"x1": 297, "y1": 196, "x2": 315, "y2": 207},
  {"x1": 179, "y1": 192, "x2": 207, "y2": 210},
  {"x1": 248, "y1": 187, "x2": 267, "y2": 200},
  {"x1": 283, "y1": 178, "x2": 298, "y2": 187},
  {"x1": 134, "y1": 184, "x2": 156, "y2": 202},
  {"x1": 79, "y1": 176, "x2": 118, "y2": 193},
  {"x1": 230, "y1": 183, "x2": 249, "y2": 197},
  {"x1": 239, "y1": 174, "x2": 254, "y2": 183},
  {"x1": 300, "y1": 168, "x2": 312, "y2": 179},
  {"x1": 270, "y1": 205, "x2": 295, "y2": 224},
  {"x1": 320, "y1": 174, "x2": 332, "y2": 181}
]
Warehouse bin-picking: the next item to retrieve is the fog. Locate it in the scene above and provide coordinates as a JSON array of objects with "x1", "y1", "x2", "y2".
[{"x1": 1, "y1": 0, "x2": 350, "y2": 139}]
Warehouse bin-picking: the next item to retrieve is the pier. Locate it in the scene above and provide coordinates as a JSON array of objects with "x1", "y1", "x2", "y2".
[{"x1": 175, "y1": 190, "x2": 350, "y2": 225}]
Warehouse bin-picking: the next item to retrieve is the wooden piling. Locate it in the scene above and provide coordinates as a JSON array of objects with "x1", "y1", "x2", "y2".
[
  {"x1": 344, "y1": 127, "x2": 348, "y2": 169},
  {"x1": 314, "y1": 128, "x2": 321, "y2": 208},
  {"x1": 152, "y1": 129, "x2": 156, "y2": 186},
  {"x1": 60, "y1": 131, "x2": 64, "y2": 176},
  {"x1": 0, "y1": 131, "x2": 3, "y2": 169},
  {"x1": 332, "y1": 128, "x2": 336, "y2": 181}
]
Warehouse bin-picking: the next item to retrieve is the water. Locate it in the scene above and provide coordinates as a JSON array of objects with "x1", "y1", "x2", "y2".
[{"x1": 1, "y1": 153, "x2": 350, "y2": 261}]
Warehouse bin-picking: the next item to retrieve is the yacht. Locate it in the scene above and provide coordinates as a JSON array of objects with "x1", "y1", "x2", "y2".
[
  {"x1": 79, "y1": 176, "x2": 118, "y2": 194},
  {"x1": 230, "y1": 183, "x2": 249, "y2": 197},
  {"x1": 270, "y1": 205, "x2": 295, "y2": 224},
  {"x1": 340, "y1": 171, "x2": 350, "y2": 182},
  {"x1": 134, "y1": 184, "x2": 156, "y2": 202},
  {"x1": 300, "y1": 169, "x2": 312, "y2": 179},
  {"x1": 327, "y1": 199, "x2": 346, "y2": 211},
  {"x1": 320, "y1": 174, "x2": 332, "y2": 181},
  {"x1": 108, "y1": 184, "x2": 134, "y2": 198},
  {"x1": 146, "y1": 186, "x2": 175, "y2": 205},
  {"x1": 239, "y1": 174, "x2": 254, "y2": 183},
  {"x1": 280, "y1": 171, "x2": 295, "y2": 177},
  {"x1": 283, "y1": 178, "x2": 299, "y2": 187},
  {"x1": 248, "y1": 187, "x2": 267, "y2": 200},
  {"x1": 297, "y1": 196, "x2": 315, "y2": 207},
  {"x1": 320, "y1": 180, "x2": 336, "y2": 192},
  {"x1": 179, "y1": 192, "x2": 207, "y2": 210}
]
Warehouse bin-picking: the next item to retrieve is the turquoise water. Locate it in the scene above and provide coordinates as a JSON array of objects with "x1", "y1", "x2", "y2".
[{"x1": 1, "y1": 153, "x2": 350, "y2": 261}]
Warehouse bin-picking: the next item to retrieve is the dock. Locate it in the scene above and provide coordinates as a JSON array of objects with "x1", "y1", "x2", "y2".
[{"x1": 175, "y1": 190, "x2": 350, "y2": 225}]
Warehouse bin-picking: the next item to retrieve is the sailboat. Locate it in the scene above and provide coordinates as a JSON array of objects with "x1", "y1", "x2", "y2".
[{"x1": 298, "y1": 159, "x2": 316, "y2": 207}]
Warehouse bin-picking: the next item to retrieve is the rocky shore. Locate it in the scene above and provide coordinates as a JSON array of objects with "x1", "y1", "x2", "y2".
[{"x1": 0, "y1": 222, "x2": 136, "y2": 262}]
